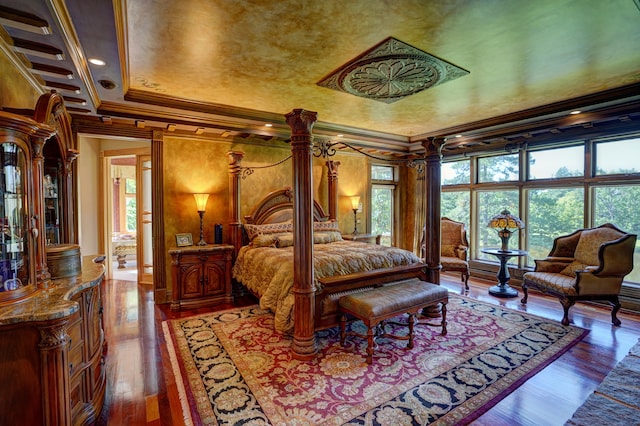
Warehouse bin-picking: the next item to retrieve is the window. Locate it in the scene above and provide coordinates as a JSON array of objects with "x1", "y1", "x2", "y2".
[
  {"x1": 125, "y1": 197, "x2": 137, "y2": 232},
  {"x1": 370, "y1": 164, "x2": 397, "y2": 246},
  {"x1": 478, "y1": 154, "x2": 519, "y2": 183},
  {"x1": 371, "y1": 164, "x2": 394, "y2": 180},
  {"x1": 441, "y1": 191, "x2": 470, "y2": 228},
  {"x1": 595, "y1": 138, "x2": 640, "y2": 175},
  {"x1": 526, "y1": 188, "x2": 584, "y2": 266},
  {"x1": 528, "y1": 146, "x2": 584, "y2": 179},
  {"x1": 371, "y1": 185, "x2": 394, "y2": 246},
  {"x1": 594, "y1": 185, "x2": 640, "y2": 282},
  {"x1": 437, "y1": 131, "x2": 640, "y2": 287},
  {"x1": 477, "y1": 190, "x2": 519, "y2": 261},
  {"x1": 442, "y1": 160, "x2": 470, "y2": 185}
]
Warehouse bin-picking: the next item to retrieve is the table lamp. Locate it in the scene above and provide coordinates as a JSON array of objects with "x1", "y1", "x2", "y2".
[
  {"x1": 488, "y1": 209, "x2": 524, "y2": 252},
  {"x1": 350, "y1": 196, "x2": 360, "y2": 235},
  {"x1": 193, "y1": 193, "x2": 209, "y2": 245}
]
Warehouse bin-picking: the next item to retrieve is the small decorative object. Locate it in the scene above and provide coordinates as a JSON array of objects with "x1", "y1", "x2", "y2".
[
  {"x1": 350, "y1": 196, "x2": 361, "y2": 235},
  {"x1": 214, "y1": 223, "x2": 223, "y2": 244},
  {"x1": 193, "y1": 193, "x2": 209, "y2": 245},
  {"x1": 488, "y1": 209, "x2": 525, "y2": 252},
  {"x1": 175, "y1": 233, "x2": 193, "y2": 247}
]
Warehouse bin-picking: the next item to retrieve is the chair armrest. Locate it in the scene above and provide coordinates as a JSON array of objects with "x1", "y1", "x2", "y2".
[
  {"x1": 534, "y1": 257, "x2": 573, "y2": 273},
  {"x1": 454, "y1": 245, "x2": 468, "y2": 261},
  {"x1": 575, "y1": 270, "x2": 624, "y2": 295}
]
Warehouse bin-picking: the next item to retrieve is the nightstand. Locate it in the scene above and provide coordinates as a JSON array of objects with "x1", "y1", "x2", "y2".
[
  {"x1": 342, "y1": 233, "x2": 382, "y2": 244},
  {"x1": 169, "y1": 244, "x2": 234, "y2": 310}
]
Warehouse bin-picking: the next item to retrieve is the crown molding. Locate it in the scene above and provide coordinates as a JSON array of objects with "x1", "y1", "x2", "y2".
[
  {"x1": 47, "y1": 0, "x2": 100, "y2": 111},
  {"x1": 413, "y1": 82, "x2": 640, "y2": 142}
]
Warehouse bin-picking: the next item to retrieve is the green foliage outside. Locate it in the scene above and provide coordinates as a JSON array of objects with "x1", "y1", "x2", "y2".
[
  {"x1": 371, "y1": 185, "x2": 392, "y2": 246},
  {"x1": 126, "y1": 198, "x2": 137, "y2": 232}
]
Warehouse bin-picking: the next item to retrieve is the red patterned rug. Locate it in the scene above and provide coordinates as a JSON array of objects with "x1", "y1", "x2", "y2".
[{"x1": 162, "y1": 294, "x2": 587, "y2": 425}]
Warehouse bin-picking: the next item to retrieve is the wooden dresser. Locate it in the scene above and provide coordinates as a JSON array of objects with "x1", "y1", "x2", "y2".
[
  {"x1": 0, "y1": 257, "x2": 106, "y2": 426},
  {"x1": 169, "y1": 244, "x2": 234, "y2": 310}
]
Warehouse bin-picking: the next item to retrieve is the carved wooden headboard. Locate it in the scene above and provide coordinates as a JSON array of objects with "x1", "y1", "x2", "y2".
[{"x1": 244, "y1": 187, "x2": 329, "y2": 225}]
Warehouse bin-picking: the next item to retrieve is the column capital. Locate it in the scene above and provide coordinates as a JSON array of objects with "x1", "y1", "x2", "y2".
[
  {"x1": 285, "y1": 109, "x2": 318, "y2": 137},
  {"x1": 421, "y1": 136, "x2": 447, "y2": 157}
]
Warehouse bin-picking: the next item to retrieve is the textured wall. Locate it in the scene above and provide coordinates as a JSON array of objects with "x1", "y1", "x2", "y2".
[
  {"x1": 161, "y1": 136, "x2": 373, "y2": 295},
  {"x1": 0, "y1": 53, "x2": 40, "y2": 109}
]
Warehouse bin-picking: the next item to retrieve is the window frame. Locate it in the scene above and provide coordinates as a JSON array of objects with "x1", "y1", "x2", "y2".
[{"x1": 370, "y1": 163, "x2": 398, "y2": 246}]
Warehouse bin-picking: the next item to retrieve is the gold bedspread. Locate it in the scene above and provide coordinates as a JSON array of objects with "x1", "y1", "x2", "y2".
[{"x1": 232, "y1": 241, "x2": 421, "y2": 334}]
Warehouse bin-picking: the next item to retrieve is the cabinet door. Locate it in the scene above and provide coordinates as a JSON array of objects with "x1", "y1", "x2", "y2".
[
  {"x1": 181, "y1": 263, "x2": 204, "y2": 300},
  {"x1": 203, "y1": 260, "x2": 225, "y2": 296},
  {"x1": 85, "y1": 286, "x2": 102, "y2": 356}
]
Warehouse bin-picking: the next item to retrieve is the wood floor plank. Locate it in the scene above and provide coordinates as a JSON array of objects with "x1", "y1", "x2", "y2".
[{"x1": 97, "y1": 274, "x2": 640, "y2": 425}]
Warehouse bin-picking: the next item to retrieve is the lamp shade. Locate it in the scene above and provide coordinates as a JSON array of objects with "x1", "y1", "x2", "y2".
[
  {"x1": 193, "y1": 193, "x2": 209, "y2": 212},
  {"x1": 350, "y1": 196, "x2": 361, "y2": 210},
  {"x1": 488, "y1": 209, "x2": 524, "y2": 230}
]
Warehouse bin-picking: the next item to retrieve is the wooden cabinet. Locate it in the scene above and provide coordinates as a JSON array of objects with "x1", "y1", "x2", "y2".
[
  {"x1": 0, "y1": 92, "x2": 96, "y2": 425},
  {"x1": 69, "y1": 280, "x2": 106, "y2": 424},
  {"x1": 0, "y1": 258, "x2": 105, "y2": 426},
  {"x1": 170, "y1": 244, "x2": 234, "y2": 310}
]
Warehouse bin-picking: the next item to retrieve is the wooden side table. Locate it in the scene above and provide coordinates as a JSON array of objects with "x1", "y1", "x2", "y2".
[
  {"x1": 481, "y1": 248, "x2": 528, "y2": 298},
  {"x1": 169, "y1": 244, "x2": 234, "y2": 310},
  {"x1": 342, "y1": 233, "x2": 382, "y2": 245}
]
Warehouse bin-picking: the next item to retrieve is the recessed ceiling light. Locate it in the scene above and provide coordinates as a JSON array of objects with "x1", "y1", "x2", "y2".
[
  {"x1": 455, "y1": 134, "x2": 462, "y2": 138},
  {"x1": 570, "y1": 110, "x2": 581, "y2": 115},
  {"x1": 89, "y1": 58, "x2": 106, "y2": 66},
  {"x1": 265, "y1": 123, "x2": 272, "y2": 127},
  {"x1": 337, "y1": 134, "x2": 344, "y2": 137},
  {"x1": 98, "y1": 79, "x2": 116, "y2": 89}
]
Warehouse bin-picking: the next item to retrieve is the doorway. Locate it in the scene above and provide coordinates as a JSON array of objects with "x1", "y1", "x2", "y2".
[{"x1": 104, "y1": 148, "x2": 153, "y2": 284}]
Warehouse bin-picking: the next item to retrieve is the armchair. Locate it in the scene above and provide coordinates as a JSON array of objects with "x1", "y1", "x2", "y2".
[
  {"x1": 522, "y1": 223, "x2": 636, "y2": 326},
  {"x1": 423, "y1": 218, "x2": 470, "y2": 290}
]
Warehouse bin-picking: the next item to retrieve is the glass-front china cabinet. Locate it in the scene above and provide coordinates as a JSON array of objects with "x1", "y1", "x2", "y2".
[
  {"x1": 0, "y1": 113, "x2": 50, "y2": 302},
  {"x1": 0, "y1": 92, "x2": 105, "y2": 426}
]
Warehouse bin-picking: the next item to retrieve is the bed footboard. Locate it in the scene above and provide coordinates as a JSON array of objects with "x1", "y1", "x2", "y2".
[{"x1": 314, "y1": 262, "x2": 427, "y2": 330}]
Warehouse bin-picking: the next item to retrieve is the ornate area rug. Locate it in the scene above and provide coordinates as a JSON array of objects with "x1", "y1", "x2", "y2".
[{"x1": 162, "y1": 295, "x2": 587, "y2": 425}]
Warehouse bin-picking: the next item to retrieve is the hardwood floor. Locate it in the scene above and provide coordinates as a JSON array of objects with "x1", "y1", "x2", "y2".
[{"x1": 97, "y1": 274, "x2": 640, "y2": 425}]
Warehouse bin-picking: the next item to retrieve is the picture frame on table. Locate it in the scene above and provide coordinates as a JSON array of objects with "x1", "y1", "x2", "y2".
[{"x1": 175, "y1": 233, "x2": 193, "y2": 247}]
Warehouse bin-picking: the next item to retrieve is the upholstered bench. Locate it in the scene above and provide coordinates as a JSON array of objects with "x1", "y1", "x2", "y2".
[{"x1": 339, "y1": 278, "x2": 448, "y2": 364}]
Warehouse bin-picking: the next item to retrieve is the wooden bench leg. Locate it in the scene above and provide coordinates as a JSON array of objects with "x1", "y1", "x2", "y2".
[
  {"x1": 441, "y1": 302, "x2": 448, "y2": 336},
  {"x1": 340, "y1": 314, "x2": 347, "y2": 346},
  {"x1": 366, "y1": 323, "x2": 375, "y2": 364},
  {"x1": 407, "y1": 314, "x2": 415, "y2": 349}
]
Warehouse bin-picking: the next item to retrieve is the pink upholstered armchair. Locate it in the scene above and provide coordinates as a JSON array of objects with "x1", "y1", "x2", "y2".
[{"x1": 522, "y1": 223, "x2": 637, "y2": 326}]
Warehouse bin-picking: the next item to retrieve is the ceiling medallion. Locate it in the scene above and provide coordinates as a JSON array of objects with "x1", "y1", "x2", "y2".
[{"x1": 317, "y1": 37, "x2": 469, "y2": 104}]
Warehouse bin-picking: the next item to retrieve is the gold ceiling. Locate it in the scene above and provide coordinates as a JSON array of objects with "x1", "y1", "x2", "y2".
[
  {"x1": 124, "y1": 0, "x2": 640, "y2": 137},
  {"x1": 1, "y1": 0, "x2": 639, "y2": 146}
]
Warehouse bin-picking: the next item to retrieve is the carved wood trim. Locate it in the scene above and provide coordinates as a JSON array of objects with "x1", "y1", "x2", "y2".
[
  {"x1": 227, "y1": 151, "x2": 244, "y2": 258},
  {"x1": 37, "y1": 319, "x2": 71, "y2": 426},
  {"x1": 285, "y1": 109, "x2": 318, "y2": 360},
  {"x1": 326, "y1": 160, "x2": 340, "y2": 220},
  {"x1": 421, "y1": 137, "x2": 445, "y2": 284},
  {"x1": 152, "y1": 131, "x2": 167, "y2": 300}
]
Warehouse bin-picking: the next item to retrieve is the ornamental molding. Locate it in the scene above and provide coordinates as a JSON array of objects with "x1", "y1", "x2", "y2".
[{"x1": 318, "y1": 37, "x2": 469, "y2": 103}]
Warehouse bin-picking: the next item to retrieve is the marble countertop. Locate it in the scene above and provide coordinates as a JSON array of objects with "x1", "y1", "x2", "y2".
[{"x1": 0, "y1": 256, "x2": 105, "y2": 326}]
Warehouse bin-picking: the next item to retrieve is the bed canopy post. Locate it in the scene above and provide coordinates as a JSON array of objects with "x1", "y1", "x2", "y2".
[
  {"x1": 326, "y1": 160, "x2": 340, "y2": 220},
  {"x1": 421, "y1": 137, "x2": 446, "y2": 284},
  {"x1": 285, "y1": 108, "x2": 318, "y2": 360},
  {"x1": 228, "y1": 151, "x2": 244, "y2": 258}
]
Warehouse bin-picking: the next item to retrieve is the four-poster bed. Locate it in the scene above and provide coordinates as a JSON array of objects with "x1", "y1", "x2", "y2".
[
  {"x1": 227, "y1": 109, "x2": 443, "y2": 359},
  {"x1": 231, "y1": 187, "x2": 425, "y2": 334}
]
